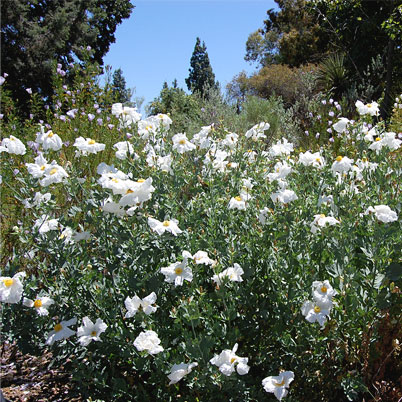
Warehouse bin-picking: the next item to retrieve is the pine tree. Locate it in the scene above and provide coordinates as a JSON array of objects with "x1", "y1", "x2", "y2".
[
  {"x1": 185, "y1": 38, "x2": 216, "y2": 97},
  {"x1": 112, "y1": 68, "x2": 132, "y2": 104}
]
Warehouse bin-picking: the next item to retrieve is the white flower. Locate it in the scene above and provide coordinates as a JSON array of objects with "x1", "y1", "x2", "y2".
[
  {"x1": 356, "y1": 100, "x2": 379, "y2": 116},
  {"x1": 23, "y1": 295, "x2": 54, "y2": 316},
  {"x1": 22, "y1": 192, "x2": 52, "y2": 209},
  {"x1": 192, "y1": 250, "x2": 215, "y2": 265},
  {"x1": 369, "y1": 132, "x2": 401, "y2": 153},
  {"x1": 331, "y1": 156, "x2": 354, "y2": 174},
  {"x1": 270, "y1": 189, "x2": 298, "y2": 204},
  {"x1": 1, "y1": 135, "x2": 26, "y2": 155},
  {"x1": 262, "y1": 371, "x2": 294, "y2": 401},
  {"x1": 111, "y1": 103, "x2": 141, "y2": 126},
  {"x1": 125, "y1": 292, "x2": 158, "y2": 317},
  {"x1": 33, "y1": 215, "x2": 59, "y2": 234},
  {"x1": 77, "y1": 317, "x2": 108, "y2": 346},
  {"x1": 298, "y1": 151, "x2": 325, "y2": 168},
  {"x1": 221, "y1": 132, "x2": 238, "y2": 149},
  {"x1": 0, "y1": 272, "x2": 26, "y2": 304},
  {"x1": 301, "y1": 299, "x2": 333, "y2": 328},
  {"x1": 73, "y1": 137, "x2": 105, "y2": 155},
  {"x1": 148, "y1": 217, "x2": 182, "y2": 236},
  {"x1": 134, "y1": 330, "x2": 163, "y2": 355},
  {"x1": 210, "y1": 344, "x2": 250, "y2": 376},
  {"x1": 46, "y1": 317, "x2": 77, "y2": 345},
  {"x1": 269, "y1": 138, "x2": 294, "y2": 157},
  {"x1": 332, "y1": 117, "x2": 350, "y2": 133},
  {"x1": 161, "y1": 259, "x2": 193, "y2": 287},
  {"x1": 101, "y1": 199, "x2": 126, "y2": 216},
  {"x1": 258, "y1": 207, "x2": 273, "y2": 225},
  {"x1": 36, "y1": 129, "x2": 63, "y2": 151},
  {"x1": 113, "y1": 141, "x2": 135, "y2": 160},
  {"x1": 212, "y1": 263, "x2": 244, "y2": 286},
  {"x1": 26, "y1": 154, "x2": 49, "y2": 178},
  {"x1": 72, "y1": 230, "x2": 91, "y2": 242},
  {"x1": 172, "y1": 133, "x2": 196, "y2": 153},
  {"x1": 365, "y1": 205, "x2": 398, "y2": 223},
  {"x1": 192, "y1": 125, "x2": 213, "y2": 149},
  {"x1": 39, "y1": 162, "x2": 69, "y2": 186},
  {"x1": 266, "y1": 161, "x2": 293, "y2": 182},
  {"x1": 312, "y1": 280, "x2": 337, "y2": 303},
  {"x1": 118, "y1": 178, "x2": 155, "y2": 207},
  {"x1": 310, "y1": 214, "x2": 340, "y2": 234},
  {"x1": 228, "y1": 195, "x2": 247, "y2": 210},
  {"x1": 245, "y1": 122, "x2": 270, "y2": 141},
  {"x1": 168, "y1": 362, "x2": 198, "y2": 385}
]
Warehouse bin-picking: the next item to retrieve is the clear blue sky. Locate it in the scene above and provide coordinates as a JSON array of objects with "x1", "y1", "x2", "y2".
[{"x1": 102, "y1": 0, "x2": 277, "y2": 110}]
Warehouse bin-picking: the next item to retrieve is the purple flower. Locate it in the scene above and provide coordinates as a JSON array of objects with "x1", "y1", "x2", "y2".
[
  {"x1": 327, "y1": 128, "x2": 332, "y2": 134},
  {"x1": 321, "y1": 100, "x2": 327, "y2": 105},
  {"x1": 94, "y1": 104, "x2": 99, "y2": 109},
  {"x1": 0, "y1": 114, "x2": 3, "y2": 119},
  {"x1": 315, "y1": 133, "x2": 320, "y2": 139},
  {"x1": 97, "y1": 118, "x2": 103, "y2": 126},
  {"x1": 13, "y1": 169, "x2": 20, "y2": 175},
  {"x1": 304, "y1": 131, "x2": 309, "y2": 136},
  {"x1": 328, "y1": 111, "x2": 334, "y2": 117},
  {"x1": 87, "y1": 46, "x2": 91, "y2": 51},
  {"x1": 59, "y1": 115, "x2": 67, "y2": 122},
  {"x1": 67, "y1": 109, "x2": 78, "y2": 118},
  {"x1": 26, "y1": 88, "x2": 32, "y2": 94},
  {"x1": 329, "y1": 137, "x2": 334, "y2": 143},
  {"x1": 27, "y1": 141, "x2": 40, "y2": 151},
  {"x1": 329, "y1": 99, "x2": 334, "y2": 104},
  {"x1": 64, "y1": 141, "x2": 70, "y2": 147},
  {"x1": 63, "y1": 85, "x2": 68, "y2": 90},
  {"x1": 108, "y1": 124, "x2": 114, "y2": 129},
  {"x1": 45, "y1": 105, "x2": 49, "y2": 110},
  {"x1": 328, "y1": 121, "x2": 332, "y2": 126},
  {"x1": 96, "y1": 109, "x2": 101, "y2": 114},
  {"x1": 29, "y1": 114, "x2": 34, "y2": 119},
  {"x1": 0, "y1": 77, "x2": 5, "y2": 85},
  {"x1": 88, "y1": 113, "x2": 95, "y2": 121},
  {"x1": 336, "y1": 104, "x2": 341, "y2": 111},
  {"x1": 57, "y1": 64, "x2": 62, "y2": 69},
  {"x1": 126, "y1": 133, "x2": 133, "y2": 139},
  {"x1": 3, "y1": 73, "x2": 8, "y2": 78}
]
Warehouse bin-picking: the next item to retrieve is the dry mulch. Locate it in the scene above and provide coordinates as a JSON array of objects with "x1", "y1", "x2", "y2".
[{"x1": 0, "y1": 342, "x2": 83, "y2": 402}]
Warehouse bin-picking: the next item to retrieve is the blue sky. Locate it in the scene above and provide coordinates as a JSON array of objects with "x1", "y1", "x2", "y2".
[{"x1": 102, "y1": 0, "x2": 277, "y2": 110}]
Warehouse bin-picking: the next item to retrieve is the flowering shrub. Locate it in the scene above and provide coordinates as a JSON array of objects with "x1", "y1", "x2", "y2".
[{"x1": 1, "y1": 70, "x2": 401, "y2": 401}]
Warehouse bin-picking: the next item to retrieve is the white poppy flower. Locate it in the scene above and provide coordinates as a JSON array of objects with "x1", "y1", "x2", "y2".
[
  {"x1": 355, "y1": 100, "x2": 379, "y2": 116},
  {"x1": 168, "y1": 362, "x2": 198, "y2": 385},
  {"x1": 365, "y1": 205, "x2": 398, "y2": 223},
  {"x1": 310, "y1": 214, "x2": 340, "y2": 234},
  {"x1": 212, "y1": 263, "x2": 244, "y2": 286},
  {"x1": 209, "y1": 344, "x2": 250, "y2": 376},
  {"x1": 298, "y1": 151, "x2": 325, "y2": 168},
  {"x1": 262, "y1": 371, "x2": 294, "y2": 400},
  {"x1": 23, "y1": 295, "x2": 54, "y2": 316},
  {"x1": 269, "y1": 138, "x2": 294, "y2": 157},
  {"x1": 73, "y1": 137, "x2": 105, "y2": 155},
  {"x1": 134, "y1": 330, "x2": 163, "y2": 355},
  {"x1": 301, "y1": 299, "x2": 333, "y2": 328},
  {"x1": 39, "y1": 162, "x2": 69, "y2": 186},
  {"x1": 270, "y1": 189, "x2": 298, "y2": 204},
  {"x1": 331, "y1": 156, "x2": 354, "y2": 174},
  {"x1": 245, "y1": 122, "x2": 270, "y2": 141},
  {"x1": 36, "y1": 130, "x2": 63, "y2": 151},
  {"x1": 77, "y1": 317, "x2": 108, "y2": 346},
  {"x1": 312, "y1": 280, "x2": 337, "y2": 303},
  {"x1": 172, "y1": 133, "x2": 196, "y2": 153},
  {"x1": 111, "y1": 103, "x2": 141, "y2": 126},
  {"x1": 113, "y1": 141, "x2": 135, "y2": 160},
  {"x1": 161, "y1": 260, "x2": 193, "y2": 287},
  {"x1": 0, "y1": 272, "x2": 26, "y2": 304},
  {"x1": 33, "y1": 215, "x2": 59, "y2": 234},
  {"x1": 332, "y1": 117, "x2": 350, "y2": 133},
  {"x1": 148, "y1": 218, "x2": 182, "y2": 236},
  {"x1": 46, "y1": 317, "x2": 77, "y2": 345},
  {"x1": 125, "y1": 292, "x2": 158, "y2": 317},
  {"x1": 26, "y1": 154, "x2": 49, "y2": 178},
  {"x1": 1, "y1": 135, "x2": 26, "y2": 155},
  {"x1": 192, "y1": 250, "x2": 215, "y2": 265}
]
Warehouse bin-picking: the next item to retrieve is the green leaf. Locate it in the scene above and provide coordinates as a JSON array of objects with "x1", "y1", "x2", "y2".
[{"x1": 385, "y1": 263, "x2": 402, "y2": 281}]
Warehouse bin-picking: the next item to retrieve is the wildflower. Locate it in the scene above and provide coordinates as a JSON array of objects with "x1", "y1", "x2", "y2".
[
  {"x1": 73, "y1": 137, "x2": 105, "y2": 155},
  {"x1": 77, "y1": 317, "x2": 107, "y2": 346},
  {"x1": 301, "y1": 299, "x2": 333, "y2": 328},
  {"x1": 312, "y1": 280, "x2": 337, "y2": 303},
  {"x1": 39, "y1": 162, "x2": 69, "y2": 186},
  {"x1": 72, "y1": 230, "x2": 91, "y2": 242},
  {"x1": 46, "y1": 317, "x2": 77, "y2": 345},
  {"x1": 266, "y1": 161, "x2": 292, "y2": 182},
  {"x1": 228, "y1": 195, "x2": 247, "y2": 210},
  {"x1": 365, "y1": 205, "x2": 398, "y2": 223},
  {"x1": 332, "y1": 117, "x2": 350, "y2": 133},
  {"x1": 369, "y1": 132, "x2": 401, "y2": 153},
  {"x1": 192, "y1": 250, "x2": 215, "y2": 265},
  {"x1": 310, "y1": 214, "x2": 340, "y2": 234},
  {"x1": 262, "y1": 371, "x2": 294, "y2": 400},
  {"x1": 26, "y1": 154, "x2": 50, "y2": 178},
  {"x1": 356, "y1": 100, "x2": 379, "y2": 116},
  {"x1": 331, "y1": 155, "x2": 354, "y2": 174},
  {"x1": 0, "y1": 136, "x2": 26, "y2": 155},
  {"x1": 172, "y1": 133, "x2": 196, "y2": 153},
  {"x1": 221, "y1": 132, "x2": 238, "y2": 149},
  {"x1": 161, "y1": 260, "x2": 193, "y2": 286},
  {"x1": 33, "y1": 215, "x2": 59, "y2": 234},
  {"x1": 209, "y1": 344, "x2": 250, "y2": 376},
  {"x1": 212, "y1": 263, "x2": 244, "y2": 286},
  {"x1": 270, "y1": 138, "x2": 294, "y2": 157},
  {"x1": 0, "y1": 272, "x2": 26, "y2": 304},
  {"x1": 118, "y1": 178, "x2": 155, "y2": 207},
  {"x1": 36, "y1": 128, "x2": 63, "y2": 151},
  {"x1": 23, "y1": 295, "x2": 54, "y2": 316},
  {"x1": 245, "y1": 122, "x2": 270, "y2": 141},
  {"x1": 113, "y1": 141, "x2": 135, "y2": 160},
  {"x1": 270, "y1": 189, "x2": 298, "y2": 204},
  {"x1": 134, "y1": 330, "x2": 164, "y2": 355},
  {"x1": 298, "y1": 151, "x2": 325, "y2": 168},
  {"x1": 125, "y1": 292, "x2": 158, "y2": 317},
  {"x1": 168, "y1": 362, "x2": 198, "y2": 385},
  {"x1": 111, "y1": 103, "x2": 142, "y2": 126},
  {"x1": 148, "y1": 217, "x2": 182, "y2": 236}
]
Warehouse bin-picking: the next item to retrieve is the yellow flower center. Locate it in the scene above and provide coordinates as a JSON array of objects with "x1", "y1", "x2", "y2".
[
  {"x1": 34, "y1": 299, "x2": 42, "y2": 308},
  {"x1": 227, "y1": 163, "x2": 232, "y2": 168},
  {"x1": 275, "y1": 379, "x2": 286, "y2": 387},
  {"x1": 336, "y1": 156, "x2": 343, "y2": 162},
  {"x1": 235, "y1": 196, "x2": 242, "y2": 202},
  {"x1": 315, "y1": 158, "x2": 321, "y2": 163},
  {"x1": 47, "y1": 131, "x2": 54, "y2": 138},
  {"x1": 126, "y1": 189, "x2": 134, "y2": 194},
  {"x1": 112, "y1": 178, "x2": 119, "y2": 183},
  {"x1": 3, "y1": 278, "x2": 14, "y2": 287},
  {"x1": 91, "y1": 331, "x2": 97, "y2": 337},
  {"x1": 174, "y1": 267, "x2": 183, "y2": 275},
  {"x1": 320, "y1": 214, "x2": 326, "y2": 218},
  {"x1": 88, "y1": 139, "x2": 96, "y2": 145},
  {"x1": 10, "y1": 137, "x2": 15, "y2": 141},
  {"x1": 179, "y1": 139, "x2": 186, "y2": 145},
  {"x1": 321, "y1": 286, "x2": 328, "y2": 293},
  {"x1": 54, "y1": 323, "x2": 63, "y2": 332},
  {"x1": 314, "y1": 305, "x2": 321, "y2": 313},
  {"x1": 49, "y1": 168, "x2": 58, "y2": 175},
  {"x1": 230, "y1": 357, "x2": 237, "y2": 364},
  {"x1": 163, "y1": 220, "x2": 170, "y2": 227},
  {"x1": 367, "y1": 103, "x2": 372, "y2": 108},
  {"x1": 137, "y1": 179, "x2": 145, "y2": 183},
  {"x1": 362, "y1": 157, "x2": 367, "y2": 162},
  {"x1": 40, "y1": 165, "x2": 46, "y2": 171},
  {"x1": 376, "y1": 137, "x2": 381, "y2": 142}
]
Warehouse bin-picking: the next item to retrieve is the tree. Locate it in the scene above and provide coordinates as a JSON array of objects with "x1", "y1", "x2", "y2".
[
  {"x1": 1, "y1": 0, "x2": 134, "y2": 109},
  {"x1": 185, "y1": 37, "x2": 217, "y2": 97},
  {"x1": 112, "y1": 68, "x2": 132, "y2": 104}
]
